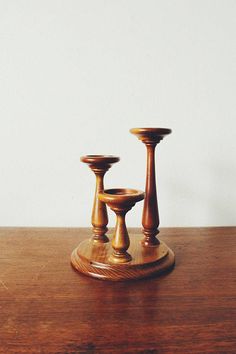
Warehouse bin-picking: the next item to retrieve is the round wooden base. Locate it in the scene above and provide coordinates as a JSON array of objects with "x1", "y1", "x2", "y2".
[{"x1": 71, "y1": 234, "x2": 175, "y2": 281}]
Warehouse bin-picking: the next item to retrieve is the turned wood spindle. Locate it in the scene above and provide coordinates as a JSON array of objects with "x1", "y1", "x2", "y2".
[
  {"x1": 91, "y1": 166, "x2": 108, "y2": 242},
  {"x1": 110, "y1": 206, "x2": 132, "y2": 264},
  {"x1": 80, "y1": 155, "x2": 120, "y2": 243},
  {"x1": 142, "y1": 141, "x2": 159, "y2": 246},
  {"x1": 130, "y1": 128, "x2": 172, "y2": 246}
]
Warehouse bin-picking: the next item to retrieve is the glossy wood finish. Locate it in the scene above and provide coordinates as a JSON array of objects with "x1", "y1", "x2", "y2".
[
  {"x1": 72, "y1": 188, "x2": 174, "y2": 280},
  {"x1": 0, "y1": 227, "x2": 235, "y2": 353},
  {"x1": 71, "y1": 235, "x2": 174, "y2": 280},
  {"x1": 80, "y1": 155, "x2": 119, "y2": 243},
  {"x1": 98, "y1": 188, "x2": 144, "y2": 264},
  {"x1": 130, "y1": 128, "x2": 172, "y2": 246}
]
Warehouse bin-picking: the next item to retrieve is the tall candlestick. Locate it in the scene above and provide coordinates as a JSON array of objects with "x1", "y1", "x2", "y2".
[{"x1": 130, "y1": 128, "x2": 171, "y2": 246}]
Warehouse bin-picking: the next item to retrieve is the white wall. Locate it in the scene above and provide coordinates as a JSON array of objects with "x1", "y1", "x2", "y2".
[{"x1": 0, "y1": 0, "x2": 235, "y2": 227}]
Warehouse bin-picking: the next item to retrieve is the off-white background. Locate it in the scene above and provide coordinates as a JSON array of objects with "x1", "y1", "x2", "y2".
[{"x1": 0, "y1": 1, "x2": 235, "y2": 227}]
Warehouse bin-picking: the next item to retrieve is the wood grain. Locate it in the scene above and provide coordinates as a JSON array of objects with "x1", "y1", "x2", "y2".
[
  {"x1": 71, "y1": 235, "x2": 174, "y2": 280},
  {"x1": 0, "y1": 227, "x2": 236, "y2": 353}
]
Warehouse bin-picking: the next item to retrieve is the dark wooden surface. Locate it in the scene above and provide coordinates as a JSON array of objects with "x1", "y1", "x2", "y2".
[{"x1": 0, "y1": 227, "x2": 235, "y2": 353}]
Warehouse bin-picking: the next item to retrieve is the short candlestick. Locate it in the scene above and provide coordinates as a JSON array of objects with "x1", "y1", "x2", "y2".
[{"x1": 98, "y1": 188, "x2": 144, "y2": 264}]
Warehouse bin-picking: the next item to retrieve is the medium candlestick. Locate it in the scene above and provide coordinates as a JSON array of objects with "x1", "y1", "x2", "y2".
[{"x1": 80, "y1": 155, "x2": 120, "y2": 243}]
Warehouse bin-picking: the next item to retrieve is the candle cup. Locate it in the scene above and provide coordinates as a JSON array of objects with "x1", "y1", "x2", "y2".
[{"x1": 98, "y1": 188, "x2": 145, "y2": 264}]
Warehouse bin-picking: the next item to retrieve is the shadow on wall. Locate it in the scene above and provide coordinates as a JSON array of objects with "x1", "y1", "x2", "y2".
[
  {"x1": 163, "y1": 159, "x2": 236, "y2": 226},
  {"x1": 206, "y1": 160, "x2": 236, "y2": 225}
]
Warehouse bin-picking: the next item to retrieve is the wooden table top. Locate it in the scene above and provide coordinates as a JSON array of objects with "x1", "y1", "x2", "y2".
[{"x1": 0, "y1": 227, "x2": 235, "y2": 353}]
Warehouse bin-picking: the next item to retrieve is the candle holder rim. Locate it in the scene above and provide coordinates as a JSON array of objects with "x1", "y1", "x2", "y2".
[
  {"x1": 130, "y1": 127, "x2": 172, "y2": 136},
  {"x1": 80, "y1": 155, "x2": 120, "y2": 164},
  {"x1": 98, "y1": 188, "x2": 145, "y2": 204}
]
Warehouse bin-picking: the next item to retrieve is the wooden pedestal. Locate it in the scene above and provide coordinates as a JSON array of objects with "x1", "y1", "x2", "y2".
[{"x1": 71, "y1": 234, "x2": 175, "y2": 281}]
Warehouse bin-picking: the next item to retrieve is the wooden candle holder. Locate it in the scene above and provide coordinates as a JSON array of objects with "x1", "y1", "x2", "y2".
[
  {"x1": 130, "y1": 128, "x2": 172, "y2": 246},
  {"x1": 80, "y1": 155, "x2": 119, "y2": 243},
  {"x1": 71, "y1": 128, "x2": 175, "y2": 281},
  {"x1": 98, "y1": 188, "x2": 145, "y2": 264}
]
